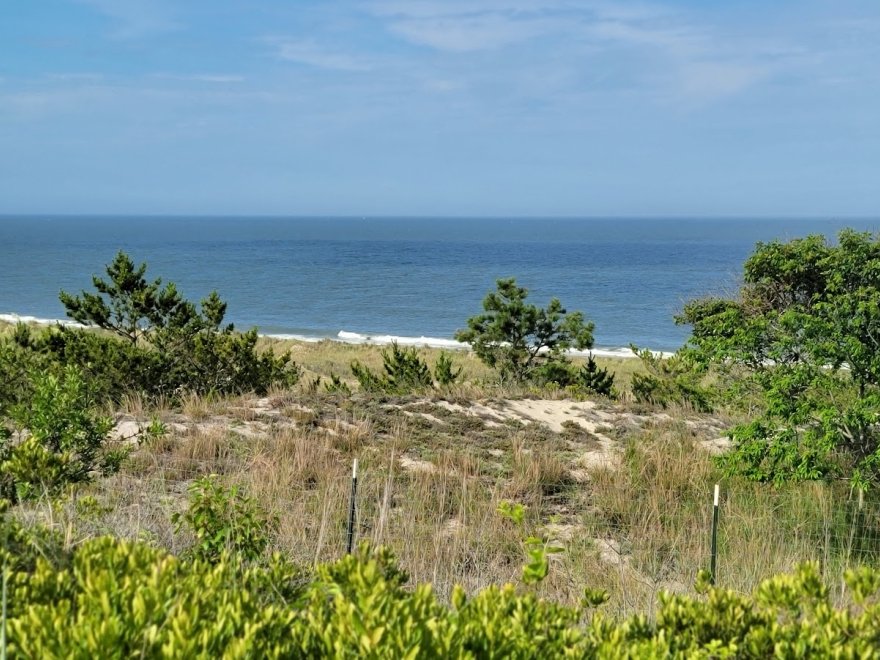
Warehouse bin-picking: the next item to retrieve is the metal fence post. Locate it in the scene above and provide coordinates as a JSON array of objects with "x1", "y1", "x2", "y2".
[
  {"x1": 346, "y1": 458, "x2": 359, "y2": 554},
  {"x1": 710, "y1": 483, "x2": 720, "y2": 586}
]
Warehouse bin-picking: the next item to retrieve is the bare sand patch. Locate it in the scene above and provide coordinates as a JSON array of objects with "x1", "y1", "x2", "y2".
[
  {"x1": 501, "y1": 399, "x2": 600, "y2": 433},
  {"x1": 399, "y1": 455, "x2": 438, "y2": 474},
  {"x1": 576, "y1": 446, "x2": 621, "y2": 471},
  {"x1": 110, "y1": 419, "x2": 141, "y2": 443},
  {"x1": 383, "y1": 403, "x2": 447, "y2": 426}
]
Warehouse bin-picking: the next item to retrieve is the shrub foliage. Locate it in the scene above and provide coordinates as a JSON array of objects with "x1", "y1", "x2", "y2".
[
  {"x1": 2, "y1": 532, "x2": 880, "y2": 657},
  {"x1": 678, "y1": 230, "x2": 880, "y2": 484},
  {"x1": 4, "y1": 251, "x2": 299, "y2": 403},
  {"x1": 351, "y1": 342, "x2": 461, "y2": 394},
  {"x1": 172, "y1": 474, "x2": 277, "y2": 564},
  {"x1": 456, "y1": 278, "x2": 594, "y2": 383},
  {"x1": 630, "y1": 346, "x2": 713, "y2": 412},
  {"x1": 0, "y1": 366, "x2": 121, "y2": 502}
]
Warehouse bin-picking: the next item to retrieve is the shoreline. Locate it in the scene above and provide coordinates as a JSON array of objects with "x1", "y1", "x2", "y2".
[{"x1": 0, "y1": 312, "x2": 675, "y2": 359}]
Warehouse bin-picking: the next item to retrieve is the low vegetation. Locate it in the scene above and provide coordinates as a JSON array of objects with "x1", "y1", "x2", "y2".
[
  {"x1": 680, "y1": 230, "x2": 880, "y2": 485},
  {"x1": 350, "y1": 343, "x2": 462, "y2": 394},
  {"x1": 1, "y1": 251, "x2": 300, "y2": 406},
  {"x1": 4, "y1": 531, "x2": 880, "y2": 657},
  {"x1": 4, "y1": 233, "x2": 880, "y2": 655}
]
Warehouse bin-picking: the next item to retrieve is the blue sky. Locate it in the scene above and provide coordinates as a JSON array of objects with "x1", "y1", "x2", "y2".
[{"x1": 2, "y1": 0, "x2": 878, "y2": 216}]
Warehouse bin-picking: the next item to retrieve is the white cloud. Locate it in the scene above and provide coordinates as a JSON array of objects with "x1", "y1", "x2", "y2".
[
  {"x1": 273, "y1": 39, "x2": 372, "y2": 71},
  {"x1": 422, "y1": 78, "x2": 464, "y2": 93},
  {"x1": 366, "y1": 0, "x2": 811, "y2": 103},
  {"x1": 367, "y1": 1, "x2": 701, "y2": 57}
]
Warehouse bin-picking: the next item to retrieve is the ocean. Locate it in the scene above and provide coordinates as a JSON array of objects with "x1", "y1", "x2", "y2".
[{"x1": 1, "y1": 216, "x2": 877, "y2": 354}]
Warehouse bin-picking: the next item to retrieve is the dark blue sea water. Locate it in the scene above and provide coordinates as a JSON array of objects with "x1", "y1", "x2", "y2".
[{"x1": 1, "y1": 217, "x2": 877, "y2": 353}]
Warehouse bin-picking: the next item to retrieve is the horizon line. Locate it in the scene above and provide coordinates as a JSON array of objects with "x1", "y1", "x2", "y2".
[{"x1": 2, "y1": 213, "x2": 879, "y2": 221}]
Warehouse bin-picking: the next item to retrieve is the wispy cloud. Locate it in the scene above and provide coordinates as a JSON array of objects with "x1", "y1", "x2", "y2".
[
  {"x1": 385, "y1": 14, "x2": 571, "y2": 52},
  {"x1": 369, "y1": 0, "x2": 685, "y2": 52},
  {"x1": 46, "y1": 73, "x2": 106, "y2": 82},
  {"x1": 151, "y1": 74, "x2": 246, "y2": 84},
  {"x1": 366, "y1": 0, "x2": 806, "y2": 103},
  {"x1": 678, "y1": 61, "x2": 769, "y2": 99},
  {"x1": 272, "y1": 39, "x2": 372, "y2": 71},
  {"x1": 76, "y1": 0, "x2": 179, "y2": 39},
  {"x1": 585, "y1": 18, "x2": 705, "y2": 54}
]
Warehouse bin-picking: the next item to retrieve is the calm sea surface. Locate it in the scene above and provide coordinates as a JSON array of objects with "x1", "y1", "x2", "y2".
[{"x1": 1, "y1": 217, "x2": 877, "y2": 352}]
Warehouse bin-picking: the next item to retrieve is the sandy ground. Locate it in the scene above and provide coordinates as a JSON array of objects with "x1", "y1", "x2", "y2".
[{"x1": 113, "y1": 394, "x2": 730, "y2": 482}]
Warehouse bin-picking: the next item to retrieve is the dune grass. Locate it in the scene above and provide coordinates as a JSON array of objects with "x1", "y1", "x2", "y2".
[{"x1": 5, "y1": 330, "x2": 877, "y2": 619}]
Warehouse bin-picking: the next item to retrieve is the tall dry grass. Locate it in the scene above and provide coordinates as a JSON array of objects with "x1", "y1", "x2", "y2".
[{"x1": 12, "y1": 337, "x2": 879, "y2": 619}]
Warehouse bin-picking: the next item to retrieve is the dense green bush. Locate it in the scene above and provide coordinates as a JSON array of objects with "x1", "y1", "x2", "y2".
[
  {"x1": 631, "y1": 346, "x2": 713, "y2": 412},
  {"x1": 3, "y1": 252, "x2": 300, "y2": 403},
  {"x1": 27, "y1": 325, "x2": 168, "y2": 401},
  {"x1": 0, "y1": 325, "x2": 49, "y2": 419},
  {"x1": 324, "y1": 372, "x2": 353, "y2": 395},
  {"x1": 0, "y1": 366, "x2": 122, "y2": 502},
  {"x1": 172, "y1": 474, "x2": 277, "y2": 564},
  {"x1": 434, "y1": 350, "x2": 463, "y2": 387},
  {"x1": 678, "y1": 230, "x2": 880, "y2": 484},
  {"x1": 351, "y1": 342, "x2": 460, "y2": 394},
  {"x1": 0, "y1": 503, "x2": 67, "y2": 574},
  {"x1": 2, "y1": 536, "x2": 306, "y2": 658},
  {"x1": 576, "y1": 355, "x2": 616, "y2": 398},
  {"x1": 3, "y1": 534, "x2": 880, "y2": 657},
  {"x1": 533, "y1": 355, "x2": 616, "y2": 398},
  {"x1": 532, "y1": 360, "x2": 578, "y2": 388}
]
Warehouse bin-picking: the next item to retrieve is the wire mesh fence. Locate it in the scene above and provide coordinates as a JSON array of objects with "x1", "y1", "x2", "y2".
[{"x1": 84, "y1": 449, "x2": 880, "y2": 615}]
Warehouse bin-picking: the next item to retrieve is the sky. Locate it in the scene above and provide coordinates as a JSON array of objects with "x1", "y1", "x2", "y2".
[{"x1": 1, "y1": 0, "x2": 879, "y2": 217}]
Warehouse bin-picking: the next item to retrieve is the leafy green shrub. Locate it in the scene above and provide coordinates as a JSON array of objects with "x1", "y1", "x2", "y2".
[
  {"x1": 171, "y1": 326, "x2": 300, "y2": 396},
  {"x1": 0, "y1": 366, "x2": 120, "y2": 502},
  {"x1": 29, "y1": 325, "x2": 167, "y2": 401},
  {"x1": 0, "y1": 325, "x2": 50, "y2": 419},
  {"x1": 631, "y1": 346, "x2": 713, "y2": 412},
  {"x1": 5, "y1": 537, "x2": 880, "y2": 657},
  {"x1": 532, "y1": 360, "x2": 577, "y2": 387},
  {"x1": 529, "y1": 356, "x2": 616, "y2": 399},
  {"x1": 382, "y1": 343, "x2": 433, "y2": 392},
  {"x1": 677, "y1": 229, "x2": 880, "y2": 484},
  {"x1": 172, "y1": 474, "x2": 277, "y2": 564},
  {"x1": 0, "y1": 504, "x2": 68, "y2": 573},
  {"x1": 142, "y1": 415, "x2": 168, "y2": 445},
  {"x1": 3, "y1": 536, "x2": 306, "y2": 657},
  {"x1": 350, "y1": 360, "x2": 385, "y2": 393},
  {"x1": 497, "y1": 500, "x2": 566, "y2": 586}
]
